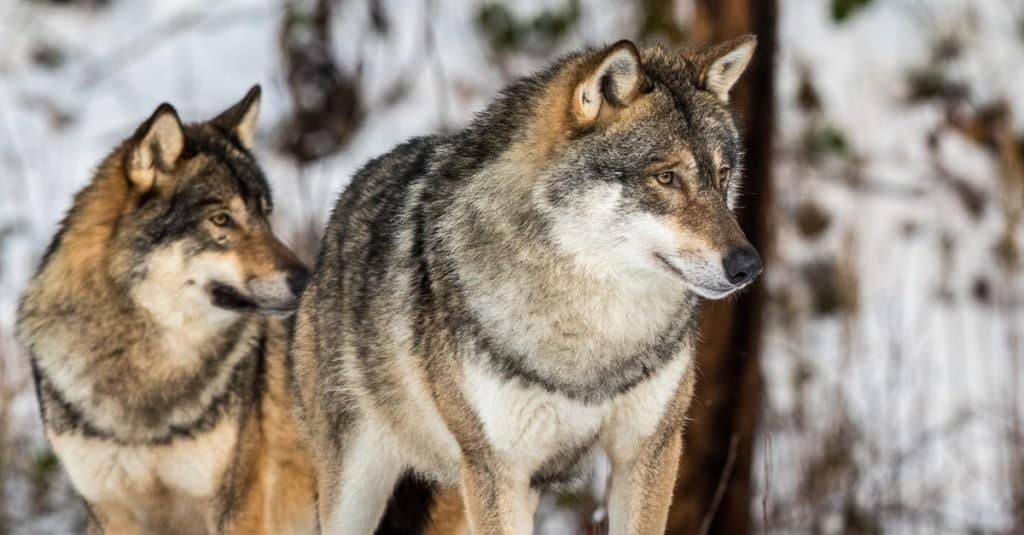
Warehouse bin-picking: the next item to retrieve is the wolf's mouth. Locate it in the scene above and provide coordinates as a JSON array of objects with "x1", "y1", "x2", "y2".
[
  {"x1": 209, "y1": 283, "x2": 261, "y2": 312},
  {"x1": 652, "y1": 253, "x2": 740, "y2": 298},
  {"x1": 654, "y1": 253, "x2": 686, "y2": 279},
  {"x1": 209, "y1": 282, "x2": 298, "y2": 315}
]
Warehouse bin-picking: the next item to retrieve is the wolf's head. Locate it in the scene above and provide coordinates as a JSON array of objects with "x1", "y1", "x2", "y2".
[
  {"x1": 512, "y1": 37, "x2": 761, "y2": 299},
  {"x1": 104, "y1": 86, "x2": 309, "y2": 318}
]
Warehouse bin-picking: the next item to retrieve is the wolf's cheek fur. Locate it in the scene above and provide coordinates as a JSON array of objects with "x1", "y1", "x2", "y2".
[
  {"x1": 547, "y1": 183, "x2": 679, "y2": 281},
  {"x1": 140, "y1": 240, "x2": 299, "y2": 314},
  {"x1": 545, "y1": 181, "x2": 735, "y2": 299},
  {"x1": 132, "y1": 243, "x2": 244, "y2": 332}
]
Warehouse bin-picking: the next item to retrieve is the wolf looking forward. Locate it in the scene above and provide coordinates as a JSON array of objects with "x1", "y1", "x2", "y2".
[
  {"x1": 290, "y1": 35, "x2": 762, "y2": 534},
  {"x1": 15, "y1": 87, "x2": 323, "y2": 534}
]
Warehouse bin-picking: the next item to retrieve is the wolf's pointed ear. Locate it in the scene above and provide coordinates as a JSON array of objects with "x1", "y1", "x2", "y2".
[
  {"x1": 128, "y1": 103, "x2": 185, "y2": 192},
  {"x1": 690, "y1": 35, "x2": 756, "y2": 103},
  {"x1": 212, "y1": 85, "x2": 261, "y2": 149},
  {"x1": 572, "y1": 41, "x2": 644, "y2": 126}
]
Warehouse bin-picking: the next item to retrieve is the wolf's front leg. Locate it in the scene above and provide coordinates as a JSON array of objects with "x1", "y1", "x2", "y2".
[
  {"x1": 606, "y1": 431, "x2": 682, "y2": 535},
  {"x1": 321, "y1": 424, "x2": 407, "y2": 534},
  {"x1": 459, "y1": 458, "x2": 538, "y2": 535}
]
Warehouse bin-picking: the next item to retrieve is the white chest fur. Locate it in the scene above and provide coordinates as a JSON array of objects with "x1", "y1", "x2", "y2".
[
  {"x1": 49, "y1": 416, "x2": 237, "y2": 504},
  {"x1": 462, "y1": 353, "x2": 689, "y2": 478}
]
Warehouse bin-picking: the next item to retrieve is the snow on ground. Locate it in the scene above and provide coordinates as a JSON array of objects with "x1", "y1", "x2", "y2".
[{"x1": 761, "y1": 0, "x2": 1024, "y2": 532}]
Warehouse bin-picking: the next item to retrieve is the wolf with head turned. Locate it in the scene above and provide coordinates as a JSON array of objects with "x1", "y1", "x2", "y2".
[
  {"x1": 15, "y1": 87, "x2": 322, "y2": 534},
  {"x1": 289, "y1": 35, "x2": 762, "y2": 534}
]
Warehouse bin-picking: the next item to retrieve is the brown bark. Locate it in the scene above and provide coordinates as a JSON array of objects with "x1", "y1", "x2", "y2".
[{"x1": 665, "y1": 0, "x2": 777, "y2": 533}]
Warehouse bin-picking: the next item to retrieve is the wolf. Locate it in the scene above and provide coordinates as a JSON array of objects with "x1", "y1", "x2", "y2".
[
  {"x1": 289, "y1": 35, "x2": 762, "y2": 534},
  {"x1": 15, "y1": 87, "x2": 321, "y2": 534}
]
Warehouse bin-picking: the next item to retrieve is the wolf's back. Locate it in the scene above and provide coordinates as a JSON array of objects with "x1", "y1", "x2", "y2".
[
  {"x1": 292, "y1": 135, "x2": 447, "y2": 533},
  {"x1": 322, "y1": 135, "x2": 440, "y2": 253}
]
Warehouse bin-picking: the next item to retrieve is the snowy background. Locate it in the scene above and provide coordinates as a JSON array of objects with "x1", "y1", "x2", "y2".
[{"x1": 1, "y1": 0, "x2": 1023, "y2": 533}]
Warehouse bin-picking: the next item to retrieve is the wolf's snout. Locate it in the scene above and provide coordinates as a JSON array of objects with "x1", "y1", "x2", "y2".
[
  {"x1": 723, "y1": 246, "x2": 762, "y2": 286},
  {"x1": 287, "y1": 268, "x2": 311, "y2": 297}
]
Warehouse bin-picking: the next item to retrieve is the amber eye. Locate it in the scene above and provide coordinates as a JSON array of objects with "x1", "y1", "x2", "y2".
[
  {"x1": 718, "y1": 165, "x2": 732, "y2": 183},
  {"x1": 655, "y1": 171, "x2": 678, "y2": 188},
  {"x1": 209, "y1": 213, "x2": 231, "y2": 227}
]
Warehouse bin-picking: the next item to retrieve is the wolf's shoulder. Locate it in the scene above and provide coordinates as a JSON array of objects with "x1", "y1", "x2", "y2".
[
  {"x1": 353, "y1": 135, "x2": 443, "y2": 191},
  {"x1": 317, "y1": 135, "x2": 444, "y2": 265},
  {"x1": 323, "y1": 136, "x2": 438, "y2": 221}
]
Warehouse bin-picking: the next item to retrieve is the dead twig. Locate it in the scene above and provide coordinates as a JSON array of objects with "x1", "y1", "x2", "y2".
[
  {"x1": 761, "y1": 432, "x2": 772, "y2": 532},
  {"x1": 699, "y1": 434, "x2": 739, "y2": 535}
]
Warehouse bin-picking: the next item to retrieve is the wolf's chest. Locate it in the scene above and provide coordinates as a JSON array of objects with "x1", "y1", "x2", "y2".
[
  {"x1": 465, "y1": 363, "x2": 605, "y2": 473},
  {"x1": 48, "y1": 416, "x2": 237, "y2": 504},
  {"x1": 461, "y1": 354, "x2": 689, "y2": 480}
]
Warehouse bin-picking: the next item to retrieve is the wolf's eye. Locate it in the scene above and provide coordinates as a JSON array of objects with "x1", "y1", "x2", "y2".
[
  {"x1": 654, "y1": 171, "x2": 680, "y2": 189},
  {"x1": 209, "y1": 213, "x2": 231, "y2": 227},
  {"x1": 718, "y1": 165, "x2": 732, "y2": 183}
]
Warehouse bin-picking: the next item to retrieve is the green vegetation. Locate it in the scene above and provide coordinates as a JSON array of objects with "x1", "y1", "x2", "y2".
[
  {"x1": 831, "y1": 0, "x2": 872, "y2": 23},
  {"x1": 476, "y1": 0, "x2": 580, "y2": 54}
]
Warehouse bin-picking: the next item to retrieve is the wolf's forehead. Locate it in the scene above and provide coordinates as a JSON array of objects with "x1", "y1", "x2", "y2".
[
  {"x1": 621, "y1": 103, "x2": 732, "y2": 164},
  {"x1": 640, "y1": 47, "x2": 696, "y2": 91},
  {"x1": 638, "y1": 48, "x2": 737, "y2": 134},
  {"x1": 185, "y1": 140, "x2": 270, "y2": 206},
  {"x1": 644, "y1": 92, "x2": 739, "y2": 164}
]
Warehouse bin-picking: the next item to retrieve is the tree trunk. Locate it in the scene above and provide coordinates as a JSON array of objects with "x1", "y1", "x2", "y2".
[{"x1": 665, "y1": 0, "x2": 777, "y2": 533}]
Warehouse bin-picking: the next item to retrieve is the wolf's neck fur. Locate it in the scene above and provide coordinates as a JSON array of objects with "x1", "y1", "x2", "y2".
[{"x1": 19, "y1": 151, "x2": 256, "y2": 443}]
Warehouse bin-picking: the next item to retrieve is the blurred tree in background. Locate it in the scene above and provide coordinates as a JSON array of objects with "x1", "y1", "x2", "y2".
[
  {"x1": 660, "y1": 1, "x2": 776, "y2": 533},
  {"x1": 278, "y1": 0, "x2": 364, "y2": 163}
]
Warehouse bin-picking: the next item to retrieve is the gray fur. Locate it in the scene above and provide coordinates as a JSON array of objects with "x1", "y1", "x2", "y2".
[{"x1": 290, "y1": 38, "x2": 761, "y2": 534}]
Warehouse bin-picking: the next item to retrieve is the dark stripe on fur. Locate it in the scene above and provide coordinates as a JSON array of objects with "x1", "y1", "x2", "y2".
[
  {"x1": 463, "y1": 302, "x2": 698, "y2": 404},
  {"x1": 32, "y1": 324, "x2": 261, "y2": 446}
]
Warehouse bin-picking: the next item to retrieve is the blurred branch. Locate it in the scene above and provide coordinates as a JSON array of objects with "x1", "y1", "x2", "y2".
[
  {"x1": 698, "y1": 434, "x2": 738, "y2": 535},
  {"x1": 424, "y1": 0, "x2": 450, "y2": 129},
  {"x1": 760, "y1": 433, "x2": 772, "y2": 531},
  {"x1": 887, "y1": 409, "x2": 974, "y2": 470}
]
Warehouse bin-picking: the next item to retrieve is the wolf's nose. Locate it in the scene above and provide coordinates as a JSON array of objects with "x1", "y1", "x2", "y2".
[
  {"x1": 287, "y1": 269, "x2": 311, "y2": 297},
  {"x1": 723, "y1": 247, "x2": 762, "y2": 286}
]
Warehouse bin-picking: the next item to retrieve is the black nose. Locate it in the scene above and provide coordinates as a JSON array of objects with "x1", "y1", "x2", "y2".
[
  {"x1": 287, "y1": 268, "x2": 311, "y2": 297},
  {"x1": 723, "y1": 246, "x2": 762, "y2": 286}
]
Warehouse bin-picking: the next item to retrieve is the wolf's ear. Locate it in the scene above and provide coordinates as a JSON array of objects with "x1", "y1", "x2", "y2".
[
  {"x1": 212, "y1": 85, "x2": 261, "y2": 149},
  {"x1": 128, "y1": 103, "x2": 185, "y2": 192},
  {"x1": 572, "y1": 40, "x2": 644, "y2": 126},
  {"x1": 690, "y1": 35, "x2": 756, "y2": 103}
]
